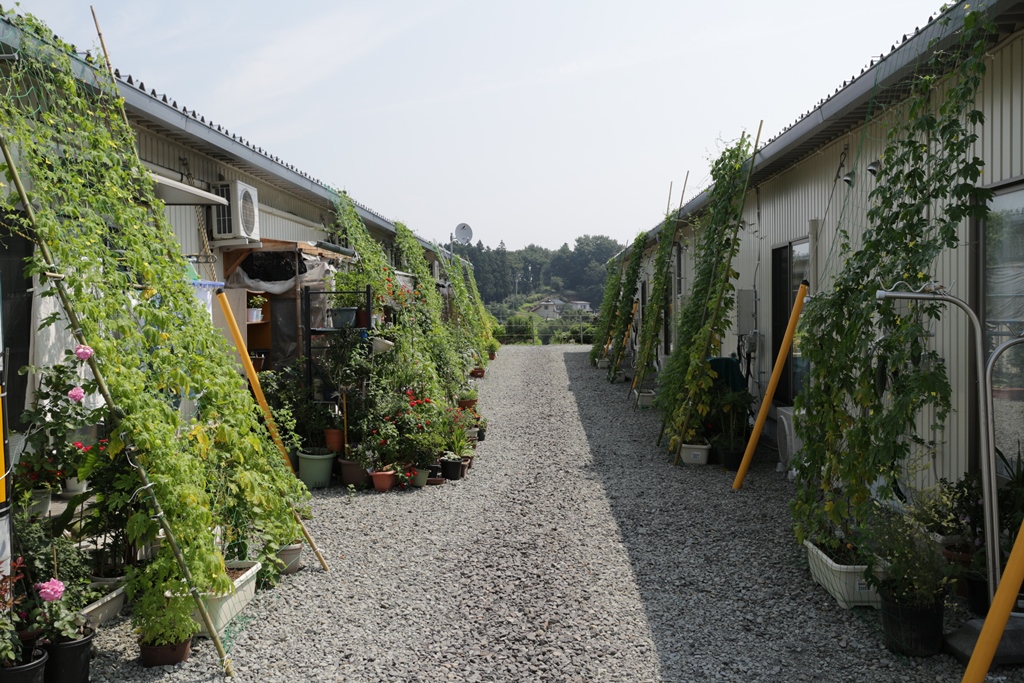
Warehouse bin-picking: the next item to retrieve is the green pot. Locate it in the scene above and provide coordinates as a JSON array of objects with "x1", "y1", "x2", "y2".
[
  {"x1": 410, "y1": 467, "x2": 430, "y2": 488},
  {"x1": 297, "y1": 449, "x2": 334, "y2": 489}
]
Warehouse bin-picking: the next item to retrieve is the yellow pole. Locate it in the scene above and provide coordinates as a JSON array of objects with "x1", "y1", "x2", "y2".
[
  {"x1": 962, "y1": 518, "x2": 1024, "y2": 682},
  {"x1": 732, "y1": 280, "x2": 808, "y2": 490},
  {"x1": 215, "y1": 290, "x2": 330, "y2": 572}
]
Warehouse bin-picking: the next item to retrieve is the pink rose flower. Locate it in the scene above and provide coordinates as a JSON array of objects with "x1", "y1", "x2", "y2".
[
  {"x1": 67, "y1": 387, "x2": 85, "y2": 402},
  {"x1": 74, "y1": 344, "x2": 93, "y2": 361},
  {"x1": 35, "y1": 578, "x2": 64, "y2": 602}
]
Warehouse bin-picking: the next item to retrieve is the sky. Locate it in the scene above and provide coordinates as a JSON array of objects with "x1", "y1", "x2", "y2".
[{"x1": 7, "y1": 0, "x2": 947, "y2": 251}]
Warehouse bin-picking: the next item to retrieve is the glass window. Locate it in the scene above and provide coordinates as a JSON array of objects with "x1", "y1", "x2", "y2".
[{"x1": 771, "y1": 240, "x2": 810, "y2": 405}]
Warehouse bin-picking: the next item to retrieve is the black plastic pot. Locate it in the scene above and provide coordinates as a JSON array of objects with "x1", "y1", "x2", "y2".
[
  {"x1": 440, "y1": 459, "x2": 462, "y2": 481},
  {"x1": 43, "y1": 629, "x2": 93, "y2": 683},
  {"x1": 880, "y1": 594, "x2": 943, "y2": 657},
  {"x1": 720, "y1": 446, "x2": 744, "y2": 471},
  {"x1": 3, "y1": 649, "x2": 47, "y2": 683}
]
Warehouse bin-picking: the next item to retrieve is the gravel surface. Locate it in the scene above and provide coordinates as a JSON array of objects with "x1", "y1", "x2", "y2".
[{"x1": 88, "y1": 344, "x2": 1024, "y2": 681}]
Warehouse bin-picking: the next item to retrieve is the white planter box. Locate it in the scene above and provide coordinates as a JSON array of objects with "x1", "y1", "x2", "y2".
[
  {"x1": 81, "y1": 584, "x2": 125, "y2": 627},
  {"x1": 804, "y1": 540, "x2": 880, "y2": 609},
  {"x1": 679, "y1": 442, "x2": 711, "y2": 465},
  {"x1": 191, "y1": 560, "x2": 261, "y2": 637},
  {"x1": 596, "y1": 359, "x2": 610, "y2": 369},
  {"x1": 635, "y1": 390, "x2": 655, "y2": 408}
]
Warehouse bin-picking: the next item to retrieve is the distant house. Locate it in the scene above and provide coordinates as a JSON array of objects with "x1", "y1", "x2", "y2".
[
  {"x1": 529, "y1": 299, "x2": 565, "y2": 320},
  {"x1": 566, "y1": 301, "x2": 592, "y2": 312}
]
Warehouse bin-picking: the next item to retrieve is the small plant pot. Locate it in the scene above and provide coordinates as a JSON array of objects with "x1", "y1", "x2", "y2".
[
  {"x1": 457, "y1": 399, "x2": 478, "y2": 410},
  {"x1": 719, "y1": 445, "x2": 745, "y2": 472},
  {"x1": 409, "y1": 468, "x2": 431, "y2": 488},
  {"x1": 329, "y1": 307, "x2": 358, "y2": 329},
  {"x1": 277, "y1": 542, "x2": 303, "y2": 575},
  {"x1": 246, "y1": 308, "x2": 263, "y2": 323},
  {"x1": 4, "y1": 648, "x2": 47, "y2": 682},
  {"x1": 460, "y1": 457, "x2": 471, "y2": 478},
  {"x1": 43, "y1": 629, "x2": 94, "y2": 683},
  {"x1": 139, "y1": 638, "x2": 191, "y2": 667},
  {"x1": 370, "y1": 470, "x2": 397, "y2": 492},
  {"x1": 469, "y1": 367, "x2": 485, "y2": 378},
  {"x1": 298, "y1": 448, "x2": 334, "y2": 489},
  {"x1": 324, "y1": 428, "x2": 344, "y2": 453},
  {"x1": 440, "y1": 459, "x2": 462, "y2": 481},
  {"x1": 337, "y1": 458, "x2": 370, "y2": 487},
  {"x1": 488, "y1": 352, "x2": 496, "y2": 360}
]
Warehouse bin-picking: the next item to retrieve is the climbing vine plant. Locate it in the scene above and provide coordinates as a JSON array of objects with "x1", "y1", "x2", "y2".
[
  {"x1": 606, "y1": 232, "x2": 647, "y2": 379},
  {"x1": 0, "y1": 10, "x2": 305, "y2": 645},
  {"x1": 631, "y1": 216, "x2": 678, "y2": 390},
  {"x1": 791, "y1": 8, "x2": 993, "y2": 549},
  {"x1": 589, "y1": 257, "x2": 623, "y2": 364},
  {"x1": 660, "y1": 134, "x2": 751, "y2": 448}
]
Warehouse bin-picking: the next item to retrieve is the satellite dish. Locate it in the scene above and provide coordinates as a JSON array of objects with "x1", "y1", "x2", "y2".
[{"x1": 454, "y1": 223, "x2": 473, "y2": 245}]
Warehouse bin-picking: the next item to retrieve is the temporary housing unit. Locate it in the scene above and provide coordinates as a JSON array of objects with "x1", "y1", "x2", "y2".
[
  {"x1": 0, "y1": 11, "x2": 442, "y2": 423},
  {"x1": 624, "y1": 0, "x2": 1024, "y2": 490}
]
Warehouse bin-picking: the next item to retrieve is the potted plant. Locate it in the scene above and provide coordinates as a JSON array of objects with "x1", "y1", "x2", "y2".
[
  {"x1": 457, "y1": 387, "x2": 478, "y2": 410},
  {"x1": 710, "y1": 388, "x2": 754, "y2": 471},
  {"x1": 0, "y1": 557, "x2": 49, "y2": 678},
  {"x1": 863, "y1": 504, "x2": 954, "y2": 657},
  {"x1": 247, "y1": 294, "x2": 268, "y2": 323},
  {"x1": 29, "y1": 578, "x2": 94, "y2": 683},
  {"x1": 440, "y1": 450, "x2": 463, "y2": 481},
  {"x1": 486, "y1": 337, "x2": 499, "y2": 360},
  {"x1": 132, "y1": 590, "x2": 198, "y2": 668}
]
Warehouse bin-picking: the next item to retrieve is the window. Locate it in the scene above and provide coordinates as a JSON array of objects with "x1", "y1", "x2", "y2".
[
  {"x1": 771, "y1": 240, "x2": 810, "y2": 405},
  {"x1": 983, "y1": 185, "x2": 1024, "y2": 404}
]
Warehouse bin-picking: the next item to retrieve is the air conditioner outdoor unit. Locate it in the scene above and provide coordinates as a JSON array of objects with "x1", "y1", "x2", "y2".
[
  {"x1": 776, "y1": 406, "x2": 804, "y2": 473},
  {"x1": 212, "y1": 180, "x2": 260, "y2": 242}
]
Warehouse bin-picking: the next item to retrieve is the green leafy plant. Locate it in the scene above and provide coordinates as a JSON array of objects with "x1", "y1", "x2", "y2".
[
  {"x1": 30, "y1": 578, "x2": 90, "y2": 644},
  {"x1": 0, "y1": 558, "x2": 28, "y2": 667},
  {"x1": 458, "y1": 387, "x2": 478, "y2": 401},
  {"x1": 247, "y1": 294, "x2": 268, "y2": 309},
  {"x1": 589, "y1": 258, "x2": 624, "y2": 364},
  {"x1": 791, "y1": 9, "x2": 993, "y2": 551},
  {"x1": 862, "y1": 504, "x2": 953, "y2": 606},
  {"x1": 0, "y1": 10, "x2": 308, "y2": 648},
  {"x1": 661, "y1": 133, "x2": 751, "y2": 449},
  {"x1": 606, "y1": 233, "x2": 647, "y2": 378}
]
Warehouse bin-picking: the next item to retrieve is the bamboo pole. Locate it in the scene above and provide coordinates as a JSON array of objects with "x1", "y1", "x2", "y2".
[
  {"x1": 612, "y1": 300, "x2": 639, "y2": 375},
  {"x1": 601, "y1": 258, "x2": 629, "y2": 360},
  {"x1": 0, "y1": 133, "x2": 235, "y2": 677},
  {"x1": 732, "y1": 281, "x2": 808, "y2": 489},
  {"x1": 631, "y1": 173, "x2": 689, "y2": 406},
  {"x1": 215, "y1": 291, "x2": 330, "y2": 573},
  {"x1": 674, "y1": 123, "x2": 763, "y2": 464}
]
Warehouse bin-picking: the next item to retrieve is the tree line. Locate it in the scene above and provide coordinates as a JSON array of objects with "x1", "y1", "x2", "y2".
[{"x1": 450, "y1": 235, "x2": 623, "y2": 313}]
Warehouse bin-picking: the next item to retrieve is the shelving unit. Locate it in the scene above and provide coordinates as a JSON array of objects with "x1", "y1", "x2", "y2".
[
  {"x1": 302, "y1": 285, "x2": 373, "y2": 396},
  {"x1": 246, "y1": 293, "x2": 271, "y2": 370}
]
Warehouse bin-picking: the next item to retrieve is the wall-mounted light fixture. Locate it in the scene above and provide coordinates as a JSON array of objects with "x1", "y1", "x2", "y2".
[
  {"x1": 842, "y1": 171, "x2": 855, "y2": 186},
  {"x1": 867, "y1": 160, "x2": 882, "y2": 177}
]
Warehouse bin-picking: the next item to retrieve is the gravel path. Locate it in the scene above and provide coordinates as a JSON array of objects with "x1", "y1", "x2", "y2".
[{"x1": 90, "y1": 344, "x2": 1024, "y2": 682}]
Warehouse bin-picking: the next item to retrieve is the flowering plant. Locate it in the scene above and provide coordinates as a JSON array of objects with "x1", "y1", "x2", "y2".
[
  {"x1": 0, "y1": 558, "x2": 28, "y2": 667},
  {"x1": 30, "y1": 578, "x2": 89, "y2": 643},
  {"x1": 15, "y1": 449, "x2": 63, "y2": 492},
  {"x1": 18, "y1": 352, "x2": 105, "y2": 493}
]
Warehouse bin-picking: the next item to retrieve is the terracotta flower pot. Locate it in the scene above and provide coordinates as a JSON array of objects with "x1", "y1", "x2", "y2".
[
  {"x1": 370, "y1": 470, "x2": 397, "y2": 492},
  {"x1": 457, "y1": 399, "x2": 478, "y2": 410},
  {"x1": 324, "y1": 428, "x2": 344, "y2": 453}
]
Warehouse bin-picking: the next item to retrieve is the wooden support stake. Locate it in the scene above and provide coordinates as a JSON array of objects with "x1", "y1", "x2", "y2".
[{"x1": 0, "y1": 132, "x2": 235, "y2": 677}]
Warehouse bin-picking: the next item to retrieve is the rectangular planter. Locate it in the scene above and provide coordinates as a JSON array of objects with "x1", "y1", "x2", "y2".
[
  {"x1": 804, "y1": 540, "x2": 880, "y2": 609},
  {"x1": 635, "y1": 390, "x2": 655, "y2": 408},
  {"x1": 596, "y1": 359, "x2": 609, "y2": 369},
  {"x1": 81, "y1": 584, "x2": 125, "y2": 627},
  {"x1": 679, "y1": 442, "x2": 711, "y2": 465},
  {"x1": 191, "y1": 560, "x2": 261, "y2": 637}
]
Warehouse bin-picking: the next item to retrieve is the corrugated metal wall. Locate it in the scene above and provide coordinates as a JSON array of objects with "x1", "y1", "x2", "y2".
[
  {"x1": 661, "y1": 27, "x2": 1024, "y2": 488},
  {"x1": 136, "y1": 127, "x2": 332, "y2": 249}
]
